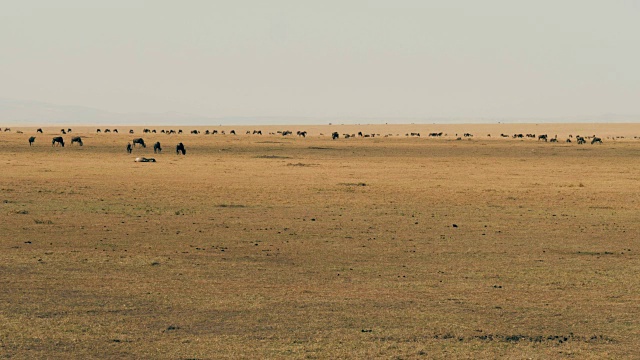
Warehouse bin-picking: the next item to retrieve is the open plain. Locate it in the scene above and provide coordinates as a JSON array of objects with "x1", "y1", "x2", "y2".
[{"x1": 1, "y1": 124, "x2": 640, "y2": 359}]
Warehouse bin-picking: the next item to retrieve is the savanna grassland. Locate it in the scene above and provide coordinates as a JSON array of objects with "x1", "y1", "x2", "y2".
[{"x1": 1, "y1": 124, "x2": 640, "y2": 359}]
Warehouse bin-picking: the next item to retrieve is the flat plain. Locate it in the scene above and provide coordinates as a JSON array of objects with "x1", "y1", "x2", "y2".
[{"x1": 1, "y1": 124, "x2": 640, "y2": 359}]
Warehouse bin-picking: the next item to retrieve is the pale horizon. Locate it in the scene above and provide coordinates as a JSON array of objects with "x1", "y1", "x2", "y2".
[{"x1": 2, "y1": 1, "x2": 639, "y2": 124}]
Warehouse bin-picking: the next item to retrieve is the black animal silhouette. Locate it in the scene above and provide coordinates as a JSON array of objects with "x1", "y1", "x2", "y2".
[
  {"x1": 176, "y1": 142, "x2": 186, "y2": 155},
  {"x1": 52, "y1": 136, "x2": 64, "y2": 147},
  {"x1": 71, "y1": 136, "x2": 83, "y2": 146},
  {"x1": 132, "y1": 138, "x2": 146, "y2": 148}
]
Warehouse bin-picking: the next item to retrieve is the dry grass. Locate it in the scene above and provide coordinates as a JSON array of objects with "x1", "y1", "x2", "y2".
[{"x1": 1, "y1": 125, "x2": 640, "y2": 359}]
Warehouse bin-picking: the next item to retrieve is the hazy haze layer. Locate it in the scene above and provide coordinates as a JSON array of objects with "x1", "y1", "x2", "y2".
[{"x1": 1, "y1": 1, "x2": 639, "y2": 123}]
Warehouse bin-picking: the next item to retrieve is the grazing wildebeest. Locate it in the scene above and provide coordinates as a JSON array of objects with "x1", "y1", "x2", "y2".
[
  {"x1": 143, "y1": 128, "x2": 150, "y2": 133},
  {"x1": 153, "y1": 141, "x2": 162, "y2": 153},
  {"x1": 105, "y1": 129, "x2": 111, "y2": 133},
  {"x1": 191, "y1": 130, "x2": 199, "y2": 134},
  {"x1": 129, "y1": 129, "x2": 134, "y2": 134},
  {"x1": 246, "y1": 130, "x2": 251, "y2": 135},
  {"x1": 176, "y1": 142, "x2": 186, "y2": 155},
  {"x1": 410, "y1": 132, "x2": 420, "y2": 137},
  {"x1": 4, "y1": 128, "x2": 10, "y2": 132},
  {"x1": 591, "y1": 137, "x2": 603, "y2": 144},
  {"x1": 169, "y1": 130, "x2": 176, "y2": 134},
  {"x1": 134, "y1": 157, "x2": 156, "y2": 162},
  {"x1": 538, "y1": 134, "x2": 548, "y2": 141},
  {"x1": 332, "y1": 132, "x2": 339, "y2": 140},
  {"x1": 29, "y1": 136, "x2": 36, "y2": 146},
  {"x1": 127, "y1": 143, "x2": 132, "y2": 153},
  {"x1": 60, "y1": 129, "x2": 66, "y2": 134},
  {"x1": 230, "y1": 130, "x2": 236, "y2": 135},
  {"x1": 550, "y1": 138, "x2": 558, "y2": 143},
  {"x1": 282, "y1": 130, "x2": 292, "y2": 136},
  {"x1": 297, "y1": 131, "x2": 307, "y2": 137},
  {"x1": 566, "y1": 138, "x2": 572, "y2": 143},
  {"x1": 113, "y1": 129, "x2": 118, "y2": 133},
  {"x1": 97, "y1": 129, "x2": 101, "y2": 133},
  {"x1": 152, "y1": 129, "x2": 156, "y2": 133},
  {"x1": 132, "y1": 138, "x2": 146, "y2": 148},
  {"x1": 67, "y1": 128, "x2": 72, "y2": 133},
  {"x1": 576, "y1": 136, "x2": 586, "y2": 144},
  {"x1": 253, "y1": 130, "x2": 262, "y2": 135},
  {"x1": 71, "y1": 136, "x2": 83, "y2": 146},
  {"x1": 213, "y1": 130, "x2": 218, "y2": 135},
  {"x1": 178, "y1": 129, "x2": 183, "y2": 134},
  {"x1": 52, "y1": 136, "x2": 64, "y2": 147},
  {"x1": 205, "y1": 130, "x2": 210, "y2": 135},
  {"x1": 37, "y1": 128, "x2": 43, "y2": 133}
]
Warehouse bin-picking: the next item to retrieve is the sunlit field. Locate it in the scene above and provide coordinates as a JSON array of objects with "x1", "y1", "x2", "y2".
[{"x1": 1, "y1": 124, "x2": 639, "y2": 359}]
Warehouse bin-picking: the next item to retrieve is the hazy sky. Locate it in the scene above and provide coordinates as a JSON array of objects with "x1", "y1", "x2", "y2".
[{"x1": 1, "y1": 1, "x2": 639, "y2": 120}]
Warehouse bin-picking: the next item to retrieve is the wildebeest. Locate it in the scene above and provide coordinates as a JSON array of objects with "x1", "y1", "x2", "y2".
[
  {"x1": 29, "y1": 136, "x2": 36, "y2": 146},
  {"x1": 52, "y1": 136, "x2": 64, "y2": 147},
  {"x1": 332, "y1": 132, "x2": 339, "y2": 140},
  {"x1": 176, "y1": 142, "x2": 186, "y2": 155},
  {"x1": 134, "y1": 157, "x2": 156, "y2": 162},
  {"x1": 105, "y1": 129, "x2": 111, "y2": 133},
  {"x1": 576, "y1": 136, "x2": 586, "y2": 144},
  {"x1": 410, "y1": 132, "x2": 420, "y2": 137},
  {"x1": 60, "y1": 129, "x2": 66, "y2": 134},
  {"x1": 297, "y1": 131, "x2": 307, "y2": 137},
  {"x1": 132, "y1": 138, "x2": 146, "y2": 148},
  {"x1": 97, "y1": 129, "x2": 101, "y2": 133},
  {"x1": 113, "y1": 129, "x2": 118, "y2": 133},
  {"x1": 37, "y1": 128, "x2": 43, "y2": 133},
  {"x1": 591, "y1": 137, "x2": 603, "y2": 144},
  {"x1": 143, "y1": 128, "x2": 150, "y2": 133},
  {"x1": 230, "y1": 130, "x2": 236, "y2": 135},
  {"x1": 153, "y1": 142, "x2": 162, "y2": 153},
  {"x1": 178, "y1": 129, "x2": 183, "y2": 134},
  {"x1": 212, "y1": 130, "x2": 218, "y2": 135},
  {"x1": 191, "y1": 130, "x2": 199, "y2": 134},
  {"x1": 253, "y1": 130, "x2": 262, "y2": 135},
  {"x1": 205, "y1": 130, "x2": 210, "y2": 135},
  {"x1": 129, "y1": 129, "x2": 134, "y2": 134},
  {"x1": 538, "y1": 134, "x2": 548, "y2": 141},
  {"x1": 67, "y1": 128, "x2": 72, "y2": 133},
  {"x1": 71, "y1": 136, "x2": 83, "y2": 146},
  {"x1": 127, "y1": 143, "x2": 132, "y2": 154}
]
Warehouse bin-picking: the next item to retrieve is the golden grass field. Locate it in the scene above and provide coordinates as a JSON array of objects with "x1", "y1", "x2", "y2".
[{"x1": 1, "y1": 124, "x2": 640, "y2": 359}]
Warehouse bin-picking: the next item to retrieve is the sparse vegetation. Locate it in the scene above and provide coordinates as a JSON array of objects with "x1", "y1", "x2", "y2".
[{"x1": 1, "y1": 125, "x2": 639, "y2": 358}]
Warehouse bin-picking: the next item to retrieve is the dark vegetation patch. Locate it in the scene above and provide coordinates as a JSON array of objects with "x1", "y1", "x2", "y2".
[
  {"x1": 376, "y1": 333, "x2": 615, "y2": 344},
  {"x1": 338, "y1": 182, "x2": 367, "y2": 187},
  {"x1": 216, "y1": 204, "x2": 247, "y2": 208},
  {"x1": 255, "y1": 155, "x2": 291, "y2": 159},
  {"x1": 287, "y1": 163, "x2": 318, "y2": 167}
]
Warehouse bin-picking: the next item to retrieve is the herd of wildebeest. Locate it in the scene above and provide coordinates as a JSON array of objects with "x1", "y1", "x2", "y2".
[{"x1": 1, "y1": 126, "x2": 614, "y2": 156}]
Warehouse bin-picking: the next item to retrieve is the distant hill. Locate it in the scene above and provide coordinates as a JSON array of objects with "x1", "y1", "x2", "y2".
[{"x1": 1, "y1": 98, "x2": 639, "y2": 125}]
